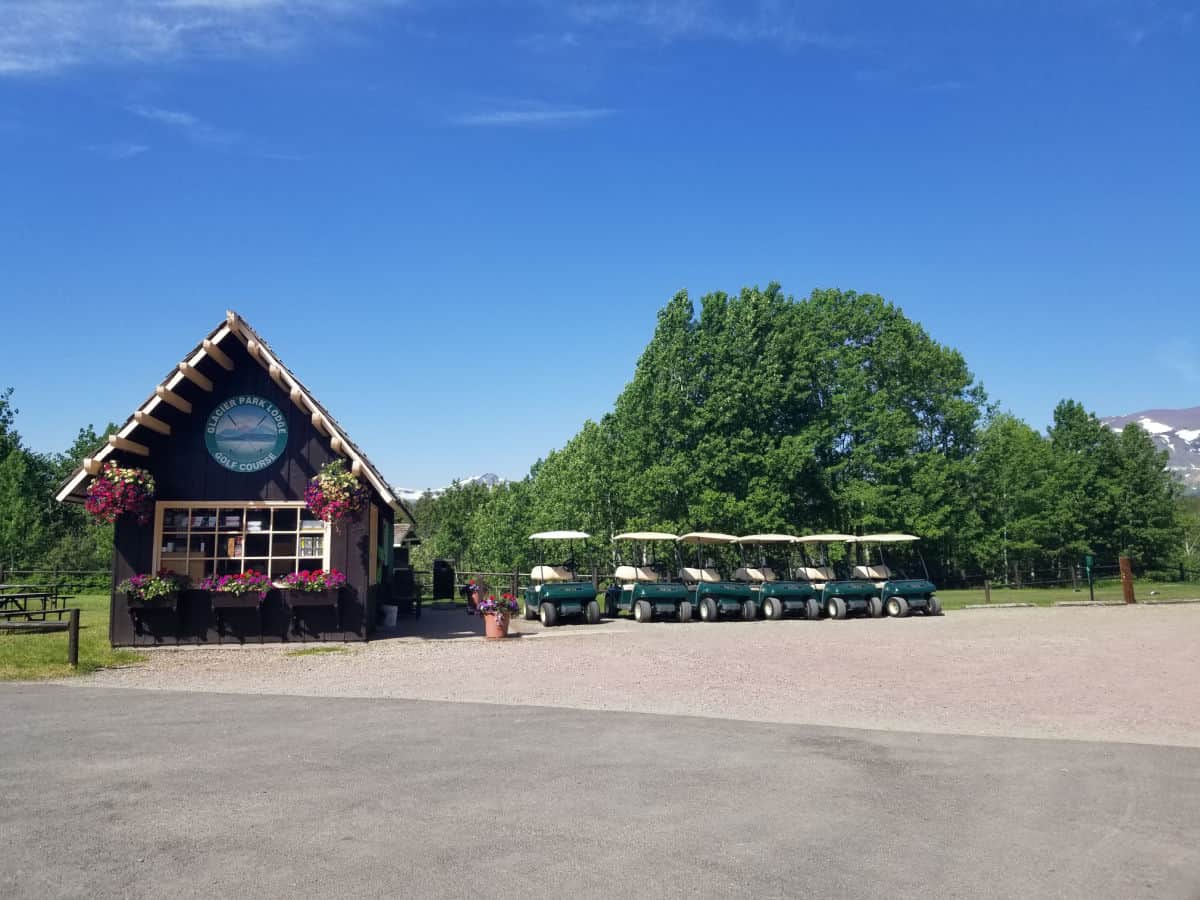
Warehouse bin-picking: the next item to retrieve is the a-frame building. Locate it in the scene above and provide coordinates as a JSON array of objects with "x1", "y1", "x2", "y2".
[{"x1": 56, "y1": 310, "x2": 412, "y2": 645}]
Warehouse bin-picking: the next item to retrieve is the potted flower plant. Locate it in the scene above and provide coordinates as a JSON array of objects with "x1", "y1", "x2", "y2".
[
  {"x1": 119, "y1": 570, "x2": 187, "y2": 608},
  {"x1": 200, "y1": 570, "x2": 273, "y2": 608},
  {"x1": 85, "y1": 462, "x2": 156, "y2": 526},
  {"x1": 278, "y1": 568, "x2": 347, "y2": 608},
  {"x1": 477, "y1": 593, "x2": 520, "y2": 640},
  {"x1": 304, "y1": 460, "x2": 369, "y2": 527}
]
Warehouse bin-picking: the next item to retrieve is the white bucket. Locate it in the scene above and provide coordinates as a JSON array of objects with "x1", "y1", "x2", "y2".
[{"x1": 381, "y1": 605, "x2": 399, "y2": 627}]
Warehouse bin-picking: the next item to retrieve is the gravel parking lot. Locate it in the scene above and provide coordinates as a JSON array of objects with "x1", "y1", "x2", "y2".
[{"x1": 81, "y1": 605, "x2": 1200, "y2": 747}]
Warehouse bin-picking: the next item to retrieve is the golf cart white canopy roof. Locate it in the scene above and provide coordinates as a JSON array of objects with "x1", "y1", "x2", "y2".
[
  {"x1": 678, "y1": 532, "x2": 738, "y2": 544},
  {"x1": 794, "y1": 533, "x2": 858, "y2": 543},
  {"x1": 613, "y1": 531, "x2": 679, "y2": 541},
  {"x1": 528, "y1": 530, "x2": 591, "y2": 541},
  {"x1": 736, "y1": 533, "x2": 797, "y2": 544},
  {"x1": 858, "y1": 533, "x2": 920, "y2": 543}
]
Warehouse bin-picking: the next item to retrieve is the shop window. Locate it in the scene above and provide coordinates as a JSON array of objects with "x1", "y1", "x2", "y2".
[{"x1": 155, "y1": 503, "x2": 329, "y2": 580}]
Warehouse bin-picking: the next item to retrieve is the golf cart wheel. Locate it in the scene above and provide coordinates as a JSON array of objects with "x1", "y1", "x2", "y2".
[
  {"x1": 804, "y1": 597, "x2": 821, "y2": 620},
  {"x1": 927, "y1": 595, "x2": 943, "y2": 616},
  {"x1": 524, "y1": 601, "x2": 538, "y2": 621},
  {"x1": 741, "y1": 599, "x2": 757, "y2": 621},
  {"x1": 886, "y1": 597, "x2": 909, "y2": 618},
  {"x1": 634, "y1": 600, "x2": 652, "y2": 623},
  {"x1": 585, "y1": 600, "x2": 601, "y2": 625},
  {"x1": 539, "y1": 602, "x2": 558, "y2": 627},
  {"x1": 868, "y1": 596, "x2": 884, "y2": 618},
  {"x1": 700, "y1": 597, "x2": 718, "y2": 622},
  {"x1": 828, "y1": 597, "x2": 848, "y2": 620},
  {"x1": 678, "y1": 601, "x2": 693, "y2": 622},
  {"x1": 763, "y1": 597, "x2": 782, "y2": 620}
]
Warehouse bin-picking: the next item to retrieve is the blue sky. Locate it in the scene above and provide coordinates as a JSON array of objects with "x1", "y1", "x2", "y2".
[{"x1": 1, "y1": 0, "x2": 1197, "y2": 489}]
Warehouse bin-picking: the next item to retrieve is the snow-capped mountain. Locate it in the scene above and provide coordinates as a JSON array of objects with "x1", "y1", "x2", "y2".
[
  {"x1": 396, "y1": 473, "x2": 506, "y2": 502},
  {"x1": 1102, "y1": 407, "x2": 1200, "y2": 494}
]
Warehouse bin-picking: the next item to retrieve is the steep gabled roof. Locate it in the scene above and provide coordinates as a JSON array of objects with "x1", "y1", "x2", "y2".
[{"x1": 55, "y1": 310, "x2": 414, "y2": 524}]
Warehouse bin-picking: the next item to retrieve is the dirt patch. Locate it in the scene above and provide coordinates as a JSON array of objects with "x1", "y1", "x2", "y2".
[{"x1": 78, "y1": 606, "x2": 1200, "y2": 747}]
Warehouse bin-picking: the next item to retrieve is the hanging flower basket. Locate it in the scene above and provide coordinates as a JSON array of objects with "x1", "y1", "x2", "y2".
[
  {"x1": 304, "y1": 460, "x2": 369, "y2": 526},
  {"x1": 85, "y1": 462, "x2": 156, "y2": 526},
  {"x1": 478, "y1": 593, "x2": 520, "y2": 640}
]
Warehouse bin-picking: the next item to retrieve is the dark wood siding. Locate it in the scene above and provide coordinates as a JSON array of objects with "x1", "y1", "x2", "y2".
[{"x1": 106, "y1": 337, "x2": 387, "y2": 646}]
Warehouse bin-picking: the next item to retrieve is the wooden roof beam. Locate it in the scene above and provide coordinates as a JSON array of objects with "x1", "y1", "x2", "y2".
[
  {"x1": 330, "y1": 436, "x2": 348, "y2": 457},
  {"x1": 311, "y1": 412, "x2": 328, "y2": 436},
  {"x1": 202, "y1": 339, "x2": 234, "y2": 371},
  {"x1": 109, "y1": 435, "x2": 150, "y2": 457},
  {"x1": 179, "y1": 363, "x2": 213, "y2": 392},
  {"x1": 134, "y1": 412, "x2": 171, "y2": 436},
  {"x1": 156, "y1": 386, "x2": 192, "y2": 414},
  {"x1": 83, "y1": 457, "x2": 101, "y2": 476}
]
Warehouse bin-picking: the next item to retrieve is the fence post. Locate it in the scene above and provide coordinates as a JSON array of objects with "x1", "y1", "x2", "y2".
[
  {"x1": 1119, "y1": 557, "x2": 1136, "y2": 604},
  {"x1": 1071, "y1": 565, "x2": 1079, "y2": 591},
  {"x1": 984, "y1": 579, "x2": 991, "y2": 604},
  {"x1": 68, "y1": 608, "x2": 80, "y2": 668},
  {"x1": 512, "y1": 570, "x2": 519, "y2": 598}
]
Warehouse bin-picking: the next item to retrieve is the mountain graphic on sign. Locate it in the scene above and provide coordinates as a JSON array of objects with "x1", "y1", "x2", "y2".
[{"x1": 216, "y1": 412, "x2": 276, "y2": 446}]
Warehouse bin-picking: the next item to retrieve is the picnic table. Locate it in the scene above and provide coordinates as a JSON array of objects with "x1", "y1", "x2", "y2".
[
  {"x1": 0, "y1": 585, "x2": 67, "y2": 619},
  {"x1": 0, "y1": 608, "x2": 81, "y2": 667}
]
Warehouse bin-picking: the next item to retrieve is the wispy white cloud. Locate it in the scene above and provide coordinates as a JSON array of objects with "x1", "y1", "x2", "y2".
[
  {"x1": 449, "y1": 104, "x2": 616, "y2": 127},
  {"x1": 560, "y1": 0, "x2": 858, "y2": 50},
  {"x1": 0, "y1": 0, "x2": 403, "y2": 76},
  {"x1": 87, "y1": 140, "x2": 150, "y2": 159},
  {"x1": 127, "y1": 103, "x2": 239, "y2": 146}
]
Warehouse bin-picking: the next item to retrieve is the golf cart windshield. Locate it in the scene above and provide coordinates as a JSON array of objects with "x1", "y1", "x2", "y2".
[
  {"x1": 734, "y1": 534, "x2": 797, "y2": 582},
  {"x1": 677, "y1": 532, "x2": 738, "y2": 583},
  {"x1": 854, "y1": 533, "x2": 922, "y2": 582},
  {"x1": 794, "y1": 534, "x2": 857, "y2": 582},
  {"x1": 613, "y1": 532, "x2": 679, "y2": 583},
  {"x1": 529, "y1": 531, "x2": 591, "y2": 582}
]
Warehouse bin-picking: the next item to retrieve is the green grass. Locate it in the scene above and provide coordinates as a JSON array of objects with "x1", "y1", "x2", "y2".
[
  {"x1": 284, "y1": 645, "x2": 350, "y2": 657},
  {"x1": 0, "y1": 593, "x2": 143, "y2": 681},
  {"x1": 936, "y1": 579, "x2": 1200, "y2": 610}
]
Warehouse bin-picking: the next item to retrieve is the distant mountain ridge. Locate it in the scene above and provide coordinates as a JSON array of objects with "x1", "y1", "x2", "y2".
[
  {"x1": 396, "y1": 473, "x2": 506, "y2": 502},
  {"x1": 1102, "y1": 406, "x2": 1200, "y2": 494}
]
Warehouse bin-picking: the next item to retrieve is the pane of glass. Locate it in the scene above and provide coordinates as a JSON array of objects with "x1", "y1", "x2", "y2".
[
  {"x1": 298, "y1": 535, "x2": 323, "y2": 558},
  {"x1": 300, "y1": 513, "x2": 324, "y2": 532},
  {"x1": 272, "y1": 508, "x2": 298, "y2": 532},
  {"x1": 190, "y1": 534, "x2": 214, "y2": 556},
  {"x1": 246, "y1": 510, "x2": 271, "y2": 533},
  {"x1": 161, "y1": 533, "x2": 188, "y2": 553},
  {"x1": 164, "y1": 508, "x2": 190, "y2": 531},
  {"x1": 216, "y1": 559, "x2": 240, "y2": 576},
  {"x1": 187, "y1": 558, "x2": 210, "y2": 581},
  {"x1": 245, "y1": 533, "x2": 270, "y2": 557},
  {"x1": 218, "y1": 536, "x2": 244, "y2": 559},
  {"x1": 191, "y1": 508, "x2": 217, "y2": 531},
  {"x1": 219, "y1": 509, "x2": 245, "y2": 532},
  {"x1": 298, "y1": 558, "x2": 322, "y2": 573},
  {"x1": 270, "y1": 558, "x2": 295, "y2": 578},
  {"x1": 273, "y1": 533, "x2": 297, "y2": 557}
]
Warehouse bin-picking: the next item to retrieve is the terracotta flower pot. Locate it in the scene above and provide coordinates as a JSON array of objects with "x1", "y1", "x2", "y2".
[{"x1": 483, "y1": 612, "x2": 510, "y2": 640}]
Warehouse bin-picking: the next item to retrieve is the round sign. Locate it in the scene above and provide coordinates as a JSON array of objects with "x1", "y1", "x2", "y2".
[{"x1": 205, "y1": 396, "x2": 289, "y2": 473}]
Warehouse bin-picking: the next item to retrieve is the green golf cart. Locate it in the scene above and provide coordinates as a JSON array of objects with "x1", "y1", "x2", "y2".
[
  {"x1": 853, "y1": 533, "x2": 941, "y2": 617},
  {"x1": 734, "y1": 534, "x2": 822, "y2": 620},
  {"x1": 605, "y1": 532, "x2": 693, "y2": 623},
  {"x1": 677, "y1": 532, "x2": 756, "y2": 622},
  {"x1": 521, "y1": 531, "x2": 602, "y2": 627},
  {"x1": 794, "y1": 534, "x2": 882, "y2": 620}
]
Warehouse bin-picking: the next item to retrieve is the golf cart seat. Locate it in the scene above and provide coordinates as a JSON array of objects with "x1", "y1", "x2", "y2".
[
  {"x1": 530, "y1": 565, "x2": 572, "y2": 583},
  {"x1": 614, "y1": 565, "x2": 659, "y2": 587},
  {"x1": 733, "y1": 567, "x2": 778, "y2": 583},
  {"x1": 798, "y1": 566, "x2": 836, "y2": 583},
  {"x1": 852, "y1": 564, "x2": 893, "y2": 587},
  {"x1": 680, "y1": 567, "x2": 722, "y2": 584}
]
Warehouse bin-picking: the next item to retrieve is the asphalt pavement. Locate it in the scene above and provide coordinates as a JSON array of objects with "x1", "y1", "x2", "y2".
[{"x1": 1, "y1": 684, "x2": 1198, "y2": 899}]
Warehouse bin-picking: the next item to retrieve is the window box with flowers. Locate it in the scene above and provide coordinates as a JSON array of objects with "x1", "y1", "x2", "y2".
[
  {"x1": 200, "y1": 570, "x2": 273, "y2": 609},
  {"x1": 278, "y1": 569, "x2": 347, "y2": 608}
]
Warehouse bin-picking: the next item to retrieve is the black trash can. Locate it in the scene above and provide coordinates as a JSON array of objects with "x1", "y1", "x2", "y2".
[{"x1": 432, "y1": 559, "x2": 455, "y2": 600}]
